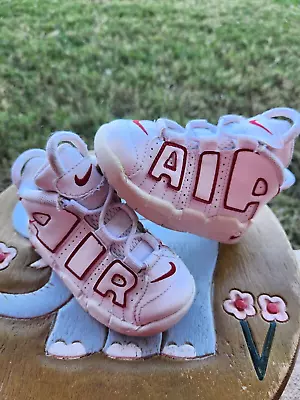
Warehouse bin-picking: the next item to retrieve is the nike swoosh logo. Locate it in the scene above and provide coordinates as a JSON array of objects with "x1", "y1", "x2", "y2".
[
  {"x1": 150, "y1": 262, "x2": 176, "y2": 283},
  {"x1": 133, "y1": 120, "x2": 148, "y2": 135},
  {"x1": 249, "y1": 119, "x2": 273, "y2": 135},
  {"x1": 74, "y1": 164, "x2": 93, "y2": 186}
]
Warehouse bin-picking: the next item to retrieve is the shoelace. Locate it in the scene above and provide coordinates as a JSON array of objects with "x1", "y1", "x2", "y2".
[
  {"x1": 157, "y1": 117, "x2": 237, "y2": 148},
  {"x1": 99, "y1": 185, "x2": 153, "y2": 260},
  {"x1": 156, "y1": 108, "x2": 300, "y2": 147},
  {"x1": 157, "y1": 117, "x2": 236, "y2": 144},
  {"x1": 58, "y1": 181, "x2": 158, "y2": 269}
]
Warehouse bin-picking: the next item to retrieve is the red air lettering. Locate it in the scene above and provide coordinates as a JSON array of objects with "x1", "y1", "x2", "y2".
[
  {"x1": 148, "y1": 142, "x2": 187, "y2": 190},
  {"x1": 94, "y1": 261, "x2": 138, "y2": 308},
  {"x1": 149, "y1": 145, "x2": 281, "y2": 220},
  {"x1": 30, "y1": 207, "x2": 80, "y2": 252},
  {"x1": 193, "y1": 152, "x2": 220, "y2": 204},
  {"x1": 224, "y1": 149, "x2": 280, "y2": 218},
  {"x1": 29, "y1": 203, "x2": 139, "y2": 309},
  {"x1": 65, "y1": 233, "x2": 106, "y2": 280}
]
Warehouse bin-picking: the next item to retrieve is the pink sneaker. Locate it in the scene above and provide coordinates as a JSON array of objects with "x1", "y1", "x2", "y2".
[
  {"x1": 11, "y1": 132, "x2": 195, "y2": 336},
  {"x1": 94, "y1": 108, "x2": 300, "y2": 243}
]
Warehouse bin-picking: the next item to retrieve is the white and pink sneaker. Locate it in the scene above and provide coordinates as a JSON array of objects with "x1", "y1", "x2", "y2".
[
  {"x1": 94, "y1": 108, "x2": 300, "y2": 243},
  {"x1": 11, "y1": 132, "x2": 195, "y2": 336}
]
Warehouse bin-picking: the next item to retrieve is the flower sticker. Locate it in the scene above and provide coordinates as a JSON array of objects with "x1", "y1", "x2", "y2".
[
  {"x1": 223, "y1": 289, "x2": 288, "y2": 380},
  {"x1": 258, "y1": 294, "x2": 289, "y2": 323},
  {"x1": 223, "y1": 289, "x2": 256, "y2": 320},
  {"x1": 0, "y1": 242, "x2": 17, "y2": 271}
]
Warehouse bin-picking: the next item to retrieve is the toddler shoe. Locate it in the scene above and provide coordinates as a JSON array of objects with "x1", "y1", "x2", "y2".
[
  {"x1": 94, "y1": 108, "x2": 300, "y2": 243},
  {"x1": 11, "y1": 131, "x2": 195, "y2": 336}
]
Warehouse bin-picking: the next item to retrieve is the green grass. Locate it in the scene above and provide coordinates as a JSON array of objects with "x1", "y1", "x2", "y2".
[{"x1": 0, "y1": 0, "x2": 299, "y2": 247}]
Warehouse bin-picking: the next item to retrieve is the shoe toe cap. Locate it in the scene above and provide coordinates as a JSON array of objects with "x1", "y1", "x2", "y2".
[
  {"x1": 95, "y1": 119, "x2": 155, "y2": 177},
  {"x1": 136, "y1": 257, "x2": 195, "y2": 328}
]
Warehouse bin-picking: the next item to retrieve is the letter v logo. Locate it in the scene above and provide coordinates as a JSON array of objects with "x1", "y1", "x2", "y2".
[{"x1": 240, "y1": 320, "x2": 276, "y2": 381}]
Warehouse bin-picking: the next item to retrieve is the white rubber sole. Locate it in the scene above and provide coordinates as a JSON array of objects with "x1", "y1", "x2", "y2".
[
  {"x1": 30, "y1": 235, "x2": 196, "y2": 337},
  {"x1": 94, "y1": 127, "x2": 248, "y2": 244}
]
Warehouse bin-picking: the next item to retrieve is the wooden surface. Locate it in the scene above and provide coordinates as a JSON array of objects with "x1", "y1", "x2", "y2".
[
  {"x1": 0, "y1": 185, "x2": 299, "y2": 400},
  {"x1": 281, "y1": 252, "x2": 300, "y2": 400}
]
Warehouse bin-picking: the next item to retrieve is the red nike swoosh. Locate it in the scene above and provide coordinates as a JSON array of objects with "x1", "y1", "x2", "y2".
[
  {"x1": 150, "y1": 262, "x2": 176, "y2": 283},
  {"x1": 133, "y1": 120, "x2": 148, "y2": 135},
  {"x1": 229, "y1": 233, "x2": 241, "y2": 240},
  {"x1": 74, "y1": 164, "x2": 93, "y2": 186},
  {"x1": 249, "y1": 119, "x2": 273, "y2": 135}
]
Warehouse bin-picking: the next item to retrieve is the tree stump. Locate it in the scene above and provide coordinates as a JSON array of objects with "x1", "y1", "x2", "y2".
[{"x1": 0, "y1": 185, "x2": 299, "y2": 400}]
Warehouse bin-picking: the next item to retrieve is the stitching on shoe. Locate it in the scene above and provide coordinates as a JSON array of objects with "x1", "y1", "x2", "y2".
[
  {"x1": 133, "y1": 268, "x2": 150, "y2": 311},
  {"x1": 216, "y1": 151, "x2": 231, "y2": 217},
  {"x1": 148, "y1": 180, "x2": 158, "y2": 195},
  {"x1": 129, "y1": 136, "x2": 150, "y2": 177},
  {"x1": 34, "y1": 160, "x2": 50, "y2": 182},
  {"x1": 134, "y1": 254, "x2": 175, "y2": 324},
  {"x1": 60, "y1": 157, "x2": 85, "y2": 177},
  {"x1": 129, "y1": 137, "x2": 159, "y2": 179},
  {"x1": 136, "y1": 284, "x2": 173, "y2": 325},
  {"x1": 54, "y1": 156, "x2": 107, "y2": 198},
  {"x1": 179, "y1": 151, "x2": 194, "y2": 209},
  {"x1": 133, "y1": 254, "x2": 162, "y2": 324}
]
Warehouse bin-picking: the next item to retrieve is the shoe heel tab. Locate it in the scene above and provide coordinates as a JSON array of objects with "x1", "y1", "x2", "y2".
[
  {"x1": 46, "y1": 131, "x2": 89, "y2": 177},
  {"x1": 280, "y1": 168, "x2": 296, "y2": 192},
  {"x1": 262, "y1": 108, "x2": 300, "y2": 143},
  {"x1": 11, "y1": 149, "x2": 46, "y2": 189}
]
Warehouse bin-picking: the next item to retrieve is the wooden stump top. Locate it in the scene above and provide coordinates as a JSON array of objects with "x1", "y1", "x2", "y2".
[{"x1": 0, "y1": 186, "x2": 299, "y2": 400}]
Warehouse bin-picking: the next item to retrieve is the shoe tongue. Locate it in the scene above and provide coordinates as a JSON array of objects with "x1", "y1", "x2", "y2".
[
  {"x1": 224, "y1": 116, "x2": 291, "y2": 149},
  {"x1": 105, "y1": 208, "x2": 154, "y2": 264},
  {"x1": 35, "y1": 144, "x2": 108, "y2": 209},
  {"x1": 35, "y1": 162, "x2": 57, "y2": 192}
]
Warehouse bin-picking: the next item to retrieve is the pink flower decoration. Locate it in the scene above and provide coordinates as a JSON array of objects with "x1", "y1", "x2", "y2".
[
  {"x1": 223, "y1": 289, "x2": 256, "y2": 320},
  {"x1": 0, "y1": 242, "x2": 17, "y2": 271},
  {"x1": 258, "y1": 294, "x2": 289, "y2": 323}
]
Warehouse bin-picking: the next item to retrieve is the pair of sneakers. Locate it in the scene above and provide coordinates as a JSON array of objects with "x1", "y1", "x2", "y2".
[{"x1": 12, "y1": 107, "x2": 300, "y2": 337}]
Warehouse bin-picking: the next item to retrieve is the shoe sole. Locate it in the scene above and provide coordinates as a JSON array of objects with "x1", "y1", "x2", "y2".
[
  {"x1": 94, "y1": 127, "x2": 248, "y2": 243},
  {"x1": 30, "y1": 234, "x2": 196, "y2": 337}
]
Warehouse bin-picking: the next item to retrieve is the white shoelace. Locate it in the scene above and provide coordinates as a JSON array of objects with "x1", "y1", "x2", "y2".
[
  {"x1": 98, "y1": 185, "x2": 150, "y2": 259},
  {"x1": 157, "y1": 116, "x2": 238, "y2": 144},
  {"x1": 157, "y1": 108, "x2": 300, "y2": 146},
  {"x1": 59, "y1": 184, "x2": 157, "y2": 268}
]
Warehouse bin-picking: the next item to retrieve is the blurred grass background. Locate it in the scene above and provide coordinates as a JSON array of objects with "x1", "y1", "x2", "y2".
[{"x1": 0, "y1": 0, "x2": 299, "y2": 247}]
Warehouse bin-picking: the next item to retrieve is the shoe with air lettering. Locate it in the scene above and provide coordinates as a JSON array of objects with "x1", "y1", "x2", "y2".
[
  {"x1": 11, "y1": 131, "x2": 196, "y2": 336},
  {"x1": 94, "y1": 108, "x2": 300, "y2": 243}
]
